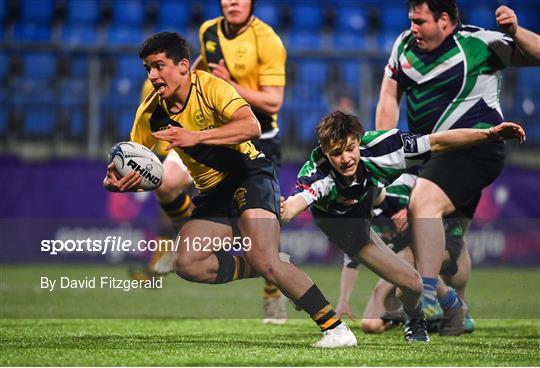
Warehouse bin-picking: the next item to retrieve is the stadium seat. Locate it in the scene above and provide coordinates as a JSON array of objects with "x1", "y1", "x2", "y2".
[
  {"x1": 0, "y1": 51, "x2": 7, "y2": 78},
  {"x1": 20, "y1": 0, "x2": 54, "y2": 22},
  {"x1": 335, "y1": 5, "x2": 367, "y2": 33},
  {"x1": 0, "y1": 0, "x2": 5, "y2": 24},
  {"x1": 287, "y1": 31, "x2": 323, "y2": 51},
  {"x1": 465, "y1": 4, "x2": 497, "y2": 30},
  {"x1": 296, "y1": 60, "x2": 328, "y2": 90},
  {"x1": 380, "y1": 4, "x2": 409, "y2": 33},
  {"x1": 65, "y1": 0, "x2": 100, "y2": 25},
  {"x1": 0, "y1": 109, "x2": 6, "y2": 136},
  {"x1": 202, "y1": 3, "x2": 221, "y2": 21},
  {"x1": 254, "y1": 3, "x2": 279, "y2": 29},
  {"x1": 23, "y1": 108, "x2": 57, "y2": 137},
  {"x1": 156, "y1": 0, "x2": 190, "y2": 33},
  {"x1": 22, "y1": 52, "x2": 56, "y2": 79},
  {"x1": 111, "y1": 0, "x2": 144, "y2": 26},
  {"x1": 69, "y1": 55, "x2": 90, "y2": 78},
  {"x1": 106, "y1": 25, "x2": 144, "y2": 46},
  {"x1": 60, "y1": 24, "x2": 100, "y2": 46},
  {"x1": 116, "y1": 56, "x2": 145, "y2": 79},
  {"x1": 332, "y1": 31, "x2": 366, "y2": 50},
  {"x1": 291, "y1": 4, "x2": 324, "y2": 31},
  {"x1": 12, "y1": 21, "x2": 52, "y2": 42},
  {"x1": 340, "y1": 61, "x2": 361, "y2": 91}
]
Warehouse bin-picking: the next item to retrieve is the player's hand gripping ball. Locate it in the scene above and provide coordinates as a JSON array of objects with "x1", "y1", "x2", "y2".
[{"x1": 108, "y1": 142, "x2": 163, "y2": 190}]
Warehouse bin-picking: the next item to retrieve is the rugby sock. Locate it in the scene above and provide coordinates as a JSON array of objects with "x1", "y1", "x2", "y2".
[
  {"x1": 296, "y1": 284, "x2": 342, "y2": 331},
  {"x1": 159, "y1": 192, "x2": 192, "y2": 228},
  {"x1": 263, "y1": 280, "x2": 281, "y2": 300},
  {"x1": 439, "y1": 288, "x2": 463, "y2": 310},
  {"x1": 212, "y1": 250, "x2": 259, "y2": 284},
  {"x1": 422, "y1": 277, "x2": 438, "y2": 303},
  {"x1": 403, "y1": 302, "x2": 423, "y2": 319}
]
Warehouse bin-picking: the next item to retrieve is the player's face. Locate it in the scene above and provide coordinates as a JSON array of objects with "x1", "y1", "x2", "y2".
[
  {"x1": 143, "y1": 53, "x2": 188, "y2": 99},
  {"x1": 325, "y1": 136, "x2": 360, "y2": 178},
  {"x1": 221, "y1": 0, "x2": 252, "y2": 25},
  {"x1": 408, "y1": 3, "x2": 447, "y2": 52}
]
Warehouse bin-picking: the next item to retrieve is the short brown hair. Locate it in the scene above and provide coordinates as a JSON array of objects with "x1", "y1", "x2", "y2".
[{"x1": 316, "y1": 111, "x2": 365, "y2": 153}]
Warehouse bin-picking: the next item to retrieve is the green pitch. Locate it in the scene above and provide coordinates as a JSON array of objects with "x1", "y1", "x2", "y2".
[{"x1": 1, "y1": 264, "x2": 539, "y2": 366}]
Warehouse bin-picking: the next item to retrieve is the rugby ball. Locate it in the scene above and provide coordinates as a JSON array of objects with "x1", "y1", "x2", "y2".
[{"x1": 108, "y1": 141, "x2": 163, "y2": 190}]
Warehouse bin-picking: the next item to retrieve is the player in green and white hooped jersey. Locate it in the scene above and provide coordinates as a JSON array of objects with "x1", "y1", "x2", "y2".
[
  {"x1": 335, "y1": 170, "x2": 474, "y2": 336},
  {"x1": 281, "y1": 111, "x2": 524, "y2": 343},
  {"x1": 376, "y1": 0, "x2": 540, "y2": 328}
]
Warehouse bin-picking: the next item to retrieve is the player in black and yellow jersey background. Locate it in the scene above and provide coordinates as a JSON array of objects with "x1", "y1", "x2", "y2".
[{"x1": 195, "y1": 0, "x2": 288, "y2": 324}]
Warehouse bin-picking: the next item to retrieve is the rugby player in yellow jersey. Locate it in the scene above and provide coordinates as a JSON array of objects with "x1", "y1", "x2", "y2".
[
  {"x1": 103, "y1": 32, "x2": 357, "y2": 348},
  {"x1": 194, "y1": 0, "x2": 288, "y2": 324}
]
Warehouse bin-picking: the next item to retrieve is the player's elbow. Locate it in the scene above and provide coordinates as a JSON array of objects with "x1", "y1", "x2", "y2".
[{"x1": 249, "y1": 116, "x2": 262, "y2": 139}]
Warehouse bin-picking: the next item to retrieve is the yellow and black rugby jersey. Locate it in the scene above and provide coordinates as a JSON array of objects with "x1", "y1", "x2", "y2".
[
  {"x1": 140, "y1": 78, "x2": 154, "y2": 102},
  {"x1": 130, "y1": 69, "x2": 259, "y2": 192},
  {"x1": 199, "y1": 16, "x2": 286, "y2": 133}
]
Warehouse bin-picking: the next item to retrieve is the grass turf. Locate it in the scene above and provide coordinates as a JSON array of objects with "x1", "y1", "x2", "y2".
[{"x1": 1, "y1": 264, "x2": 539, "y2": 366}]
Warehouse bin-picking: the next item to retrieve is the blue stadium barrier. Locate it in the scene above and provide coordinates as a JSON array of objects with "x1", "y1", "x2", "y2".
[
  {"x1": 13, "y1": 22, "x2": 52, "y2": 42},
  {"x1": 0, "y1": 108, "x2": 6, "y2": 136},
  {"x1": 60, "y1": 23, "x2": 100, "y2": 46},
  {"x1": 111, "y1": 0, "x2": 144, "y2": 27},
  {"x1": 20, "y1": 0, "x2": 54, "y2": 22},
  {"x1": 65, "y1": 0, "x2": 100, "y2": 25}
]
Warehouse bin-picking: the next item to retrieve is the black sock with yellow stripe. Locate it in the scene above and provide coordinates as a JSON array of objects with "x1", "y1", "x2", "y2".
[
  {"x1": 296, "y1": 284, "x2": 342, "y2": 331},
  {"x1": 263, "y1": 280, "x2": 281, "y2": 300},
  {"x1": 212, "y1": 250, "x2": 259, "y2": 284},
  {"x1": 159, "y1": 192, "x2": 192, "y2": 229}
]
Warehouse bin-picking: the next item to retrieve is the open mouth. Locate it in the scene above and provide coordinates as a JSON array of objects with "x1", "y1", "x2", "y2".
[{"x1": 152, "y1": 83, "x2": 166, "y2": 94}]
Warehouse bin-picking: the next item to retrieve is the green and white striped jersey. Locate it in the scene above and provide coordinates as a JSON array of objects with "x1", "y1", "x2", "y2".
[
  {"x1": 295, "y1": 129, "x2": 430, "y2": 215},
  {"x1": 386, "y1": 25, "x2": 515, "y2": 134}
]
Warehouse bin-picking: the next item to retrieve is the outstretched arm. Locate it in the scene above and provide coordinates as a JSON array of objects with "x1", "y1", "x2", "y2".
[
  {"x1": 429, "y1": 122, "x2": 526, "y2": 153},
  {"x1": 496, "y1": 6, "x2": 540, "y2": 66},
  {"x1": 280, "y1": 194, "x2": 309, "y2": 224}
]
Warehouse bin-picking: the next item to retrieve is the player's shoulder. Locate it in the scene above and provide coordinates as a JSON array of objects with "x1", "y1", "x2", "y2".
[
  {"x1": 199, "y1": 17, "x2": 222, "y2": 33},
  {"x1": 361, "y1": 129, "x2": 401, "y2": 147},
  {"x1": 250, "y1": 17, "x2": 284, "y2": 42},
  {"x1": 194, "y1": 69, "x2": 232, "y2": 90},
  {"x1": 456, "y1": 24, "x2": 510, "y2": 42}
]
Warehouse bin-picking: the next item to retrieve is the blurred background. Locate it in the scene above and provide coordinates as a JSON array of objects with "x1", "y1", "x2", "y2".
[{"x1": 1, "y1": 0, "x2": 540, "y2": 271}]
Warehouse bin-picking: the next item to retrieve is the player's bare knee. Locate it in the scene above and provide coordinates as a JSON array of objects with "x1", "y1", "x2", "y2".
[
  {"x1": 361, "y1": 319, "x2": 385, "y2": 334},
  {"x1": 399, "y1": 269, "x2": 423, "y2": 296},
  {"x1": 173, "y1": 255, "x2": 201, "y2": 282}
]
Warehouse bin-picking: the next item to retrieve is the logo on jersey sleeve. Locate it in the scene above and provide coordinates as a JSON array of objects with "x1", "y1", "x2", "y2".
[
  {"x1": 402, "y1": 133, "x2": 418, "y2": 153},
  {"x1": 205, "y1": 40, "x2": 217, "y2": 53}
]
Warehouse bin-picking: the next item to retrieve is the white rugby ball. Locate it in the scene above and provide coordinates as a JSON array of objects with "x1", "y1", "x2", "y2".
[{"x1": 108, "y1": 141, "x2": 163, "y2": 190}]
